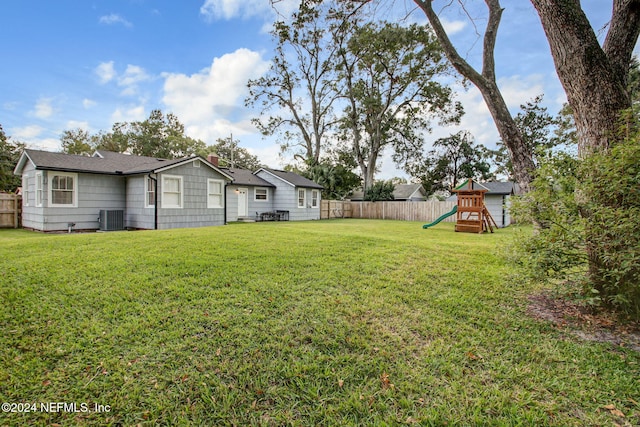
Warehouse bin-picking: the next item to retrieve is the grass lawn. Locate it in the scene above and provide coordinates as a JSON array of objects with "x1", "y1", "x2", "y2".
[{"x1": 0, "y1": 220, "x2": 638, "y2": 426}]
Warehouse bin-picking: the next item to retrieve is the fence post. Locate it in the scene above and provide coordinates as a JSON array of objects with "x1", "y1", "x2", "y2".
[{"x1": 14, "y1": 195, "x2": 18, "y2": 228}]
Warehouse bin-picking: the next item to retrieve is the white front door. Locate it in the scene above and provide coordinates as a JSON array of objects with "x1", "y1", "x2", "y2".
[{"x1": 237, "y1": 188, "x2": 248, "y2": 217}]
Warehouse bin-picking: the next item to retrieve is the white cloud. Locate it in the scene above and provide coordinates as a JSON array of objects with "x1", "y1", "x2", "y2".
[
  {"x1": 441, "y1": 17, "x2": 467, "y2": 35},
  {"x1": 66, "y1": 120, "x2": 91, "y2": 131},
  {"x1": 83, "y1": 99, "x2": 96, "y2": 109},
  {"x1": 33, "y1": 98, "x2": 54, "y2": 119},
  {"x1": 12, "y1": 125, "x2": 45, "y2": 140},
  {"x1": 118, "y1": 65, "x2": 151, "y2": 96},
  {"x1": 248, "y1": 143, "x2": 286, "y2": 169},
  {"x1": 95, "y1": 62, "x2": 150, "y2": 95},
  {"x1": 95, "y1": 61, "x2": 116, "y2": 84},
  {"x1": 111, "y1": 105, "x2": 146, "y2": 123},
  {"x1": 99, "y1": 14, "x2": 132, "y2": 28},
  {"x1": 199, "y1": 0, "x2": 298, "y2": 21},
  {"x1": 162, "y1": 48, "x2": 270, "y2": 143},
  {"x1": 497, "y1": 74, "x2": 545, "y2": 110},
  {"x1": 9, "y1": 125, "x2": 58, "y2": 151}
]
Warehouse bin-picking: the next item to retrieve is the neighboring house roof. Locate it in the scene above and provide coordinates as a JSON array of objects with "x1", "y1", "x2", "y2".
[
  {"x1": 450, "y1": 180, "x2": 519, "y2": 197},
  {"x1": 392, "y1": 184, "x2": 427, "y2": 200},
  {"x1": 256, "y1": 168, "x2": 324, "y2": 189},
  {"x1": 221, "y1": 168, "x2": 275, "y2": 187},
  {"x1": 14, "y1": 149, "x2": 233, "y2": 180},
  {"x1": 475, "y1": 181, "x2": 519, "y2": 195},
  {"x1": 349, "y1": 183, "x2": 427, "y2": 201}
]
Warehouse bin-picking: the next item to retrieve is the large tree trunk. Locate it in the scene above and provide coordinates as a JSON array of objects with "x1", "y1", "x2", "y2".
[
  {"x1": 413, "y1": 0, "x2": 535, "y2": 193},
  {"x1": 530, "y1": 0, "x2": 639, "y2": 154},
  {"x1": 530, "y1": 0, "x2": 640, "y2": 292}
]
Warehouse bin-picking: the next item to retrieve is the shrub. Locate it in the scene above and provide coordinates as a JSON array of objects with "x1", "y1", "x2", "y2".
[
  {"x1": 364, "y1": 180, "x2": 395, "y2": 201},
  {"x1": 510, "y1": 135, "x2": 640, "y2": 318}
]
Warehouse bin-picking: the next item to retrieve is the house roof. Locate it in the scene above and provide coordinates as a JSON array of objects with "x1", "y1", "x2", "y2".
[
  {"x1": 220, "y1": 168, "x2": 275, "y2": 187},
  {"x1": 392, "y1": 183, "x2": 426, "y2": 200},
  {"x1": 349, "y1": 183, "x2": 427, "y2": 201},
  {"x1": 14, "y1": 149, "x2": 233, "y2": 180},
  {"x1": 257, "y1": 168, "x2": 324, "y2": 189},
  {"x1": 477, "y1": 181, "x2": 519, "y2": 195},
  {"x1": 453, "y1": 179, "x2": 519, "y2": 195}
]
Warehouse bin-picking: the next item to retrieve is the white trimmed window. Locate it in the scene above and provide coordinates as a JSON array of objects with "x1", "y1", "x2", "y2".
[
  {"x1": 311, "y1": 190, "x2": 319, "y2": 208},
  {"x1": 23, "y1": 176, "x2": 30, "y2": 207},
  {"x1": 255, "y1": 187, "x2": 268, "y2": 201},
  {"x1": 49, "y1": 172, "x2": 77, "y2": 207},
  {"x1": 35, "y1": 172, "x2": 43, "y2": 207},
  {"x1": 162, "y1": 175, "x2": 183, "y2": 209},
  {"x1": 297, "y1": 189, "x2": 306, "y2": 208},
  {"x1": 208, "y1": 179, "x2": 224, "y2": 208},
  {"x1": 145, "y1": 176, "x2": 156, "y2": 208}
]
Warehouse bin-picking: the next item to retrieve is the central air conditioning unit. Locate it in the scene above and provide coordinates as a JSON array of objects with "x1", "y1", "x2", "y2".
[{"x1": 99, "y1": 210, "x2": 124, "y2": 231}]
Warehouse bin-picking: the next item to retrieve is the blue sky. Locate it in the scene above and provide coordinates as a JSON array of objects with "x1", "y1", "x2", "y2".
[{"x1": 0, "y1": 1, "x2": 626, "y2": 178}]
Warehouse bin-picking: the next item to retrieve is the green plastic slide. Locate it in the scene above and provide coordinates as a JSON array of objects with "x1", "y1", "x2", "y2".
[{"x1": 422, "y1": 205, "x2": 458, "y2": 229}]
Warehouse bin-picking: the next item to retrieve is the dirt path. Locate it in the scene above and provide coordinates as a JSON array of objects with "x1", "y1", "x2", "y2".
[{"x1": 527, "y1": 292, "x2": 640, "y2": 352}]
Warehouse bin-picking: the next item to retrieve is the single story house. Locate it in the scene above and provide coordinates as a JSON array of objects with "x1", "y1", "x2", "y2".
[
  {"x1": 447, "y1": 180, "x2": 520, "y2": 228},
  {"x1": 14, "y1": 149, "x2": 234, "y2": 231},
  {"x1": 14, "y1": 149, "x2": 323, "y2": 232},
  {"x1": 349, "y1": 183, "x2": 427, "y2": 201},
  {"x1": 220, "y1": 162, "x2": 323, "y2": 222}
]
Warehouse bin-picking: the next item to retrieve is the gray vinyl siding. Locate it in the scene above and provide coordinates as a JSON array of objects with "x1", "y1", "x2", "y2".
[
  {"x1": 156, "y1": 162, "x2": 227, "y2": 229},
  {"x1": 290, "y1": 188, "x2": 321, "y2": 221},
  {"x1": 484, "y1": 194, "x2": 510, "y2": 228},
  {"x1": 20, "y1": 162, "x2": 39, "y2": 230},
  {"x1": 126, "y1": 175, "x2": 155, "y2": 230},
  {"x1": 21, "y1": 169, "x2": 125, "y2": 231},
  {"x1": 226, "y1": 184, "x2": 274, "y2": 221},
  {"x1": 254, "y1": 171, "x2": 320, "y2": 221}
]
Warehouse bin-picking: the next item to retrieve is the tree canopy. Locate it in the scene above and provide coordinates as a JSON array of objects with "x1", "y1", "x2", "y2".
[
  {"x1": 0, "y1": 125, "x2": 24, "y2": 193},
  {"x1": 200, "y1": 136, "x2": 263, "y2": 170},
  {"x1": 336, "y1": 19, "x2": 462, "y2": 191},
  {"x1": 246, "y1": 2, "x2": 340, "y2": 166},
  {"x1": 409, "y1": 131, "x2": 493, "y2": 196},
  {"x1": 60, "y1": 110, "x2": 206, "y2": 159}
]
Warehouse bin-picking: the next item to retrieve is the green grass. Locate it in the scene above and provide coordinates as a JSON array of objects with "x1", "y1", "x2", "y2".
[{"x1": 0, "y1": 220, "x2": 638, "y2": 426}]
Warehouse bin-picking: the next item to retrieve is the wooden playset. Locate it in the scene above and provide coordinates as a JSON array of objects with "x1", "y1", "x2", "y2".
[{"x1": 452, "y1": 179, "x2": 498, "y2": 233}]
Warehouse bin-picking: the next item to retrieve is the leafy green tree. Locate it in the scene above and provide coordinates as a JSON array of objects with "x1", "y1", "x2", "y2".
[
  {"x1": 363, "y1": 180, "x2": 395, "y2": 202},
  {"x1": 413, "y1": 0, "x2": 536, "y2": 192},
  {"x1": 510, "y1": 114, "x2": 640, "y2": 318},
  {"x1": 246, "y1": 1, "x2": 340, "y2": 165},
  {"x1": 127, "y1": 110, "x2": 205, "y2": 158},
  {"x1": 492, "y1": 95, "x2": 568, "y2": 179},
  {"x1": 0, "y1": 125, "x2": 24, "y2": 192},
  {"x1": 92, "y1": 110, "x2": 205, "y2": 159},
  {"x1": 407, "y1": 131, "x2": 493, "y2": 196},
  {"x1": 303, "y1": 161, "x2": 361, "y2": 200},
  {"x1": 60, "y1": 128, "x2": 94, "y2": 155},
  {"x1": 337, "y1": 19, "x2": 462, "y2": 192},
  {"x1": 200, "y1": 136, "x2": 263, "y2": 170}
]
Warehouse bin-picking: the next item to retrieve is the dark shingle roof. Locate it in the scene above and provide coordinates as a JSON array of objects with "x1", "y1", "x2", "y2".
[
  {"x1": 259, "y1": 168, "x2": 323, "y2": 189},
  {"x1": 220, "y1": 168, "x2": 275, "y2": 187},
  {"x1": 393, "y1": 184, "x2": 426, "y2": 200},
  {"x1": 453, "y1": 179, "x2": 519, "y2": 195},
  {"x1": 472, "y1": 181, "x2": 518, "y2": 195},
  {"x1": 19, "y1": 149, "x2": 178, "y2": 175},
  {"x1": 16, "y1": 149, "x2": 232, "y2": 179}
]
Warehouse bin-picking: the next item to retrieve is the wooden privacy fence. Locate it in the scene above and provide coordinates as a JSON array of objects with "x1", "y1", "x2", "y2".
[
  {"x1": 0, "y1": 193, "x2": 22, "y2": 228},
  {"x1": 321, "y1": 200, "x2": 352, "y2": 219},
  {"x1": 321, "y1": 199, "x2": 456, "y2": 223}
]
